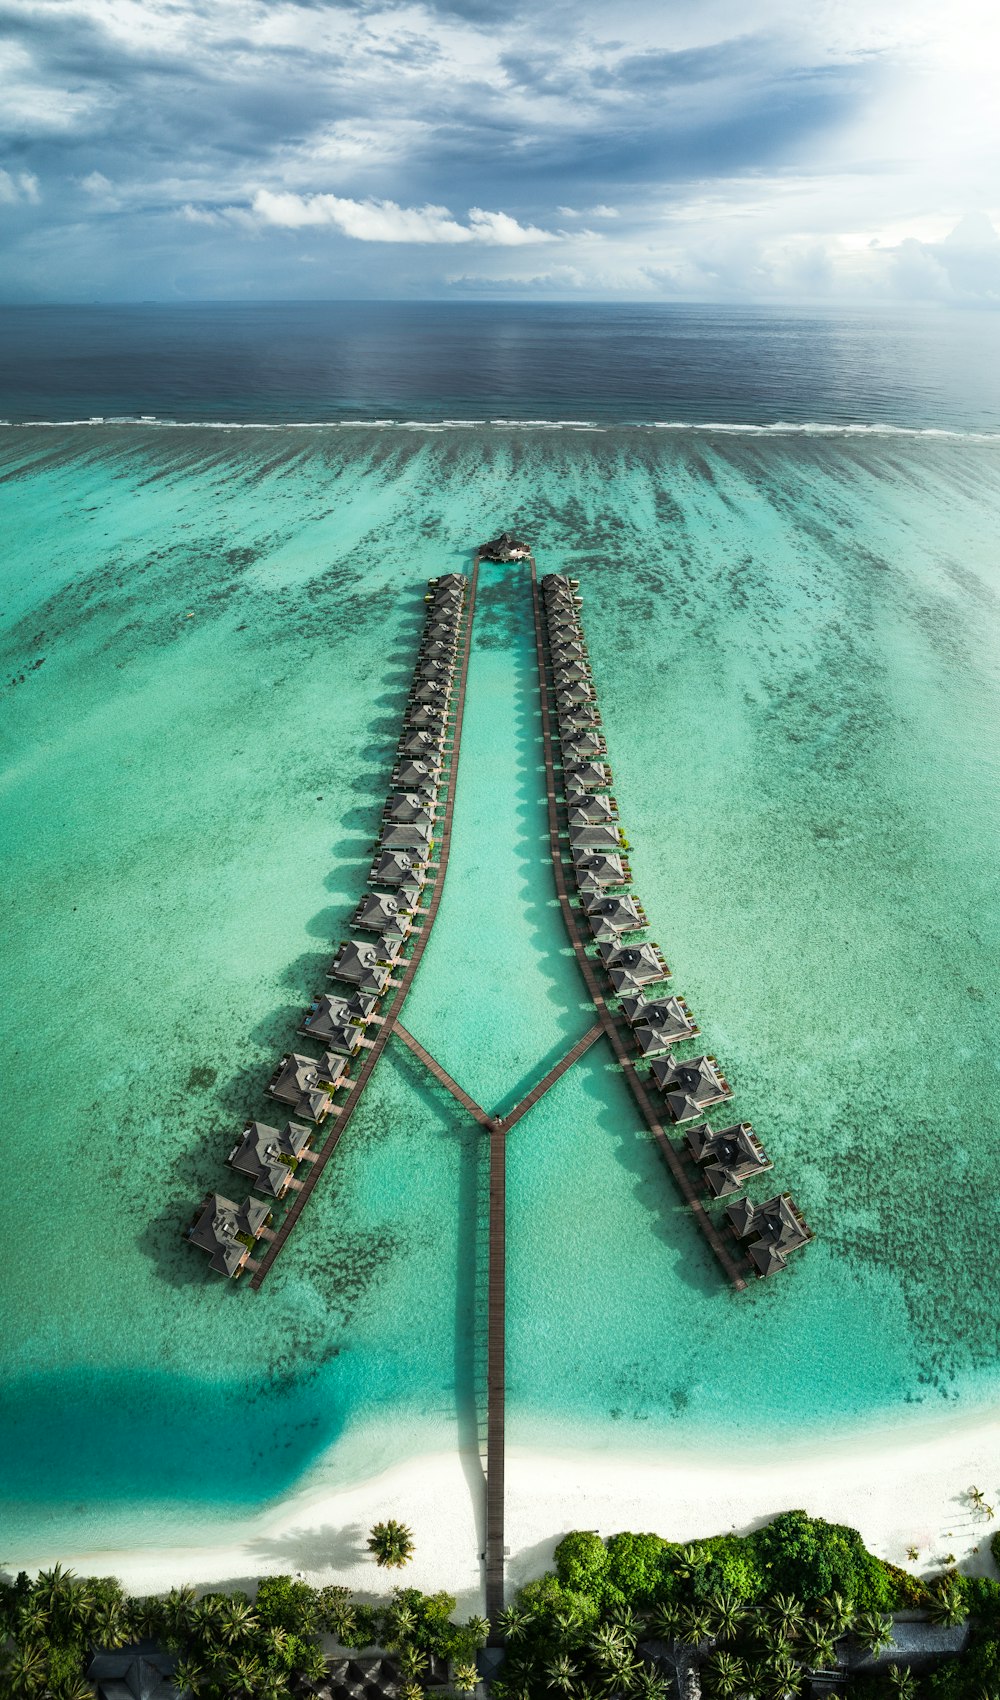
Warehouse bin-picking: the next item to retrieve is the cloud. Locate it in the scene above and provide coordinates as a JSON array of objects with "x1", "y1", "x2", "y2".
[
  {"x1": 0, "y1": 168, "x2": 39, "y2": 203},
  {"x1": 250, "y1": 188, "x2": 558, "y2": 244}
]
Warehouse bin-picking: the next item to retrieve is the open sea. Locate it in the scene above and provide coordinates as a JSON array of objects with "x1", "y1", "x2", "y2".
[{"x1": 2, "y1": 302, "x2": 1000, "y2": 1558}]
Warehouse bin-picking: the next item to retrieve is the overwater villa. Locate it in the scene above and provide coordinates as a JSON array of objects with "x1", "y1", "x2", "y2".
[
  {"x1": 619, "y1": 992, "x2": 699, "y2": 1053},
  {"x1": 392, "y1": 758, "x2": 441, "y2": 795},
  {"x1": 412, "y1": 680, "x2": 451, "y2": 708},
  {"x1": 425, "y1": 620, "x2": 459, "y2": 643},
  {"x1": 187, "y1": 1191, "x2": 271, "y2": 1278},
  {"x1": 551, "y1": 639, "x2": 589, "y2": 664},
  {"x1": 399, "y1": 727, "x2": 445, "y2": 759},
  {"x1": 420, "y1": 638, "x2": 458, "y2": 661},
  {"x1": 686, "y1": 1121, "x2": 772, "y2": 1197},
  {"x1": 228, "y1": 1118, "x2": 314, "y2": 1199},
  {"x1": 650, "y1": 1052, "x2": 733, "y2": 1122},
  {"x1": 429, "y1": 589, "x2": 463, "y2": 616},
  {"x1": 556, "y1": 681, "x2": 596, "y2": 707},
  {"x1": 267, "y1": 1051, "x2": 349, "y2": 1122},
  {"x1": 561, "y1": 730, "x2": 606, "y2": 760},
  {"x1": 725, "y1": 1191, "x2": 812, "y2": 1276},
  {"x1": 429, "y1": 572, "x2": 467, "y2": 592},
  {"x1": 379, "y1": 820, "x2": 432, "y2": 858},
  {"x1": 384, "y1": 793, "x2": 436, "y2": 829},
  {"x1": 585, "y1": 893, "x2": 648, "y2": 939},
  {"x1": 573, "y1": 850, "x2": 630, "y2": 888},
  {"x1": 406, "y1": 703, "x2": 448, "y2": 732},
  {"x1": 566, "y1": 791, "x2": 618, "y2": 824},
  {"x1": 549, "y1": 619, "x2": 584, "y2": 644},
  {"x1": 480, "y1": 530, "x2": 531, "y2": 561},
  {"x1": 301, "y1": 989, "x2": 379, "y2": 1053},
  {"x1": 598, "y1": 939, "x2": 671, "y2": 991},
  {"x1": 555, "y1": 661, "x2": 592, "y2": 686},
  {"x1": 353, "y1": 890, "x2": 413, "y2": 939},
  {"x1": 417, "y1": 657, "x2": 453, "y2": 683},
  {"x1": 569, "y1": 822, "x2": 622, "y2": 853},
  {"x1": 541, "y1": 572, "x2": 579, "y2": 592},
  {"x1": 329, "y1": 939, "x2": 395, "y2": 995},
  {"x1": 369, "y1": 848, "x2": 427, "y2": 894},
  {"x1": 559, "y1": 707, "x2": 602, "y2": 736},
  {"x1": 564, "y1": 758, "x2": 612, "y2": 790}
]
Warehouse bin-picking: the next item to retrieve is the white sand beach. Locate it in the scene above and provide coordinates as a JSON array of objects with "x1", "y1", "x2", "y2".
[{"x1": 20, "y1": 1413, "x2": 1000, "y2": 1607}]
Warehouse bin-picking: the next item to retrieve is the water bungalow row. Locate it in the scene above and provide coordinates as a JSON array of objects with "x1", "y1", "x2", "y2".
[
  {"x1": 185, "y1": 571, "x2": 472, "y2": 1279},
  {"x1": 539, "y1": 570, "x2": 812, "y2": 1281}
]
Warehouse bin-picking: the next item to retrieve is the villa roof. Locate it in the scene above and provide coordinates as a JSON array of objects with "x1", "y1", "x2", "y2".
[
  {"x1": 353, "y1": 891, "x2": 412, "y2": 938},
  {"x1": 384, "y1": 794, "x2": 435, "y2": 827},
  {"x1": 619, "y1": 993, "x2": 697, "y2": 1054},
  {"x1": 417, "y1": 658, "x2": 453, "y2": 682},
  {"x1": 564, "y1": 759, "x2": 611, "y2": 791},
  {"x1": 188, "y1": 1191, "x2": 269, "y2": 1277},
  {"x1": 573, "y1": 851, "x2": 628, "y2": 886},
  {"x1": 480, "y1": 530, "x2": 531, "y2": 561},
  {"x1": 684, "y1": 1121, "x2": 771, "y2": 1196},
  {"x1": 399, "y1": 728, "x2": 445, "y2": 758},
  {"x1": 380, "y1": 821, "x2": 433, "y2": 856},
  {"x1": 741, "y1": 1192, "x2": 812, "y2": 1256},
  {"x1": 431, "y1": 573, "x2": 466, "y2": 591},
  {"x1": 542, "y1": 572, "x2": 578, "y2": 591},
  {"x1": 228, "y1": 1119, "x2": 312, "y2": 1198},
  {"x1": 555, "y1": 662, "x2": 591, "y2": 685},
  {"x1": 650, "y1": 1053, "x2": 732, "y2": 1122},
  {"x1": 89, "y1": 1654, "x2": 180, "y2": 1700},
  {"x1": 425, "y1": 620, "x2": 459, "y2": 642},
  {"x1": 406, "y1": 703, "x2": 448, "y2": 731},
  {"x1": 420, "y1": 638, "x2": 457, "y2": 661},
  {"x1": 586, "y1": 895, "x2": 646, "y2": 937},
  {"x1": 566, "y1": 792, "x2": 615, "y2": 824},
  {"x1": 561, "y1": 731, "x2": 605, "y2": 759},
  {"x1": 268, "y1": 1052, "x2": 344, "y2": 1122},
  {"x1": 370, "y1": 849, "x2": 427, "y2": 888},
  {"x1": 556, "y1": 682, "x2": 595, "y2": 707},
  {"x1": 329, "y1": 940, "x2": 394, "y2": 994},
  {"x1": 412, "y1": 680, "x2": 451, "y2": 706},
  {"x1": 301, "y1": 990, "x2": 377, "y2": 1053},
  {"x1": 392, "y1": 759, "x2": 441, "y2": 795},
  {"x1": 569, "y1": 823, "x2": 621, "y2": 852},
  {"x1": 598, "y1": 940, "x2": 668, "y2": 990}
]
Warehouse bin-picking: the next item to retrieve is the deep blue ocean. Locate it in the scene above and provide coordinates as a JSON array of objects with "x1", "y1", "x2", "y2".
[{"x1": 1, "y1": 301, "x2": 999, "y2": 428}]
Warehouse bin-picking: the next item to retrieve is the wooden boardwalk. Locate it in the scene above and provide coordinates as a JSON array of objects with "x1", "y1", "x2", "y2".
[
  {"x1": 498, "y1": 1022, "x2": 603, "y2": 1133},
  {"x1": 485, "y1": 1113, "x2": 505, "y2": 1627},
  {"x1": 394, "y1": 1021, "x2": 495, "y2": 1129},
  {"x1": 249, "y1": 565, "x2": 479, "y2": 1290},
  {"x1": 529, "y1": 560, "x2": 747, "y2": 1293}
]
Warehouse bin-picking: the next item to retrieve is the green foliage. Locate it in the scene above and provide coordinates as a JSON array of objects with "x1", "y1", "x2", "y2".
[
  {"x1": 752, "y1": 1511, "x2": 896, "y2": 1610},
  {"x1": 254, "y1": 1576, "x2": 318, "y2": 1636},
  {"x1": 554, "y1": 1532, "x2": 609, "y2": 1600},
  {"x1": 367, "y1": 1520, "x2": 415, "y2": 1570},
  {"x1": 603, "y1": 1532, "x2": 674, "y2": 1606}
]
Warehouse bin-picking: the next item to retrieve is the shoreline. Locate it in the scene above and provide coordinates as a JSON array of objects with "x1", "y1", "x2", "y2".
[{"x1": 10, "y1": 1412, "x2": 1000, "y2": 1610}]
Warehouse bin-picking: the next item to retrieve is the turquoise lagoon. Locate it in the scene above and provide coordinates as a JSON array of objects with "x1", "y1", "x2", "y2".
[{"x1": 2, "y1": 423, "x2": 1000, "y2": 1555}]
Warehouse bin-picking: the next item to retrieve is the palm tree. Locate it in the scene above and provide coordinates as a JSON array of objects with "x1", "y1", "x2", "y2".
[
  {"x1": 797, "y1": 1623, "x2": 836, "y2": 1670},
  {"x1": 497, "y1": 1604, "x2": 535, "y2": 1643},
  {"x1": 268, "y1": 1626, "x2": 290, "y2": 1658},
  {"x1": 853, "y1": 1611, "x2": 894, "y2": 1656},
  {"x1": 672, "y1": 1545, "x2": 700, "y2": 1582},
  {"x1": 632, "y1": 1670, "x2": 669, "y2": 1700},
  {"x1": 605, "y1": 1603, "x2": 641, "y2": 1641},
  {"x1": 399, "y1": 1684, "x2": 423, "y2": 1700},
  {"x1": 677, "y1": 1605, "x2": 712, "y2": 1647},
  {"x1": 765, "y1": 1596, "x2": 805, "y2": 1642},
  {"x1": 924, "y1": 1583, "x2": 965, "y2": 1629},
  {"x1": 221, "y1": 1600, "x2": 259, "y2": 1645},
  {"x1": 62, "y1": 1578, "x2": 97, "y2": 1635},
  {"x1": 547, "y1": 1653, "x2": 577, "y2": 1694},
  {"x1": 755, "y1": 1652, "x2": 803, "y2": 1700},
  {"x1": 33, "y1": 1564, "x2": 72, "y2": 1616},
  {"x1": 132, "y1": 1598, "x2": 165, "y2": 1640},
  {"x1": 296, "y1": 1644, "x2": 328, "y2": 1687},
  {"x1": 589, "y1": 1624, "x2": 628, "y2": 1663},
  {"x1": 702, "y1": 1651, "x2": 748, "y2": 1698},
  {"x1": 453, "y1": 1663, "x2": 480, "y2": 1694},
  {"x1": 465, "y1": 1617, "x2": 491, "y2": 1650},
  {"x1": 906, "y1": 1547, "x2": 920, "y2": 1563},
  {"x1": 386, "y1": 1601, "x2": 418, "y2": 1649},
  {"x1": 887, "y1": 1665, "x2": 918, "y2": 1700},
  {"x1": 164, "y1": 1586, "x2": 198, "y2": 1639},
  {"x1": 15, "y1": 1602, "x2": 50, "y2": 1642},
  {"x1": 815, "y1": 1592, "x2": 854, "y2": 1638},
  {"x1": 367, "y1": 1520, "x2": 415, "y2": 1569},
  {"x1": 969, "y1": 1486, "x2": 986, "y2": 1511},
  {"x1": 398, "y1": 1645, "x2": 429, "y2": 1683},
  {"x1": 58, "y1": 1680, "x2": 97, "y2": 1700},
  {"x1": 92, "y1": 1601, "x2": 130, "y2": 1650},
  {"x1": 704, "y1": 1590, "x2": 745, "y2": 1643},
  {"x1": 3, "y1": 1642, "x2": 49, "y2": 1698},
  {"x1": 172, "y1": 1660, "x2": 203, "y2": 1695},
  {"x1": 227, "y1": 1653, "x2": 265, "y2": 1695},
  {"x1": 647, "y1": 1604, "x2": 682, "y2": 1644}
]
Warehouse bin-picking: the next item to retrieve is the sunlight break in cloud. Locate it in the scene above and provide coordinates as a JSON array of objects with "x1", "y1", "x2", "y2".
[{"x1": 250, "y1": 190, "x2": 558, "y2": 246}]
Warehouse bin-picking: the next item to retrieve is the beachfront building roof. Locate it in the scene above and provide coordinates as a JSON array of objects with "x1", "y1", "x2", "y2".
[
  {"x1": 370, "y1": 848, "x2": 427, "y2": 890},
  {"x1": 384, "y1": 793, "x2": 435, "y2": 828},
  {"x1": 566, "y1": 791, "x2": 617, "y2": 825},
  {"x1": 685, "y1": 1121, "x2": 772, "y2": 1197},
  {"x1": 573, "y1": 851, "x2": 629, "y2": 888},
  {"x1": 598, "y1": 940, "x2": 670, "y2": 992},
  {"x1": 585, "y1": 894, "x2": 647, "y2": 939},
  {"x1": 187, "y1": 1191, "x2": 270, "y2": 1277},
  {"x1": 89, "y1": 1653, "x2": 181, "y2": 1700},
  {"x1": 561, "y1": 730, "x2": 605, "y2": 760},
  {"x1": 353, "y1": 891, "x2": 413, "y2": 939},
  {"x1": 399, "y1": 727, "x2": 445, "y2": 759},
  {"x1": 480, "y1": 530, "x2": 531, "y2": 562},
  {"x1": 650, "y1": 1053, "x2": 733, "y2": 1123},
  {"x1": 569, "y1": 823, "x2": 622, "y2": 853},
  {"x1": 268, "y1": 1051, "x2": 348, "y2": 1122},
  {"x1": 301, "y1": 990, "x2": 378, "y2": 1053},
  {"x1": 564, "y1": 759, "x2": 612, "y2": 791},
  {"x1": 329, "y1": 940, "x2": 394, "y2": 995},
  {"x1": 228, "y1": 1118, "x2": 313, "y2": 1198},
  {"x1": 380, "y1": 821, "x2": 432, "y2": 860},
  {"x1": 724, "y1": 1191, "x2": 812, "y2": 1276},
  {"x1": 619, "y1": 993, "x2": 698, "y2": 1054},
  {"x1": 392, "y1": 759, "x2": 441, "y2": 795}
]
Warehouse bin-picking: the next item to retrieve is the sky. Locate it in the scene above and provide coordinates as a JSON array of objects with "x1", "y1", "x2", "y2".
[{"x1": 0, "y1": 0, "x2": 999, "y2": 301}]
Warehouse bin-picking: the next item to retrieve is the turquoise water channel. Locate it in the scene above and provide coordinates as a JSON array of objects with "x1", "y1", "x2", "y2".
[{"x1": 2, "y1": 425, "x2": 1000, "y2": 1553}]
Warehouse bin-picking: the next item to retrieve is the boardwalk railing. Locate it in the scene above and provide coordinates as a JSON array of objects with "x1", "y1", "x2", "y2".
[
  {"x1": 249, "y1": 566, "x2": 479, "y2": 1289},
  {"x1": 529, "y1": 558, "x2": 747, "y2": 1293}
]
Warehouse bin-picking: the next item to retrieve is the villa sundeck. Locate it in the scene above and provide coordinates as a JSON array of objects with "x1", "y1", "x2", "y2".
[
  {"x1": 187, "y1": 1191, "x2": 271, "y2": 1278},
  {"x1": 329, "y1": 940, "x2": 395, "y2": 994},
  {"x1": 597, "y1": 940, "x2": 670, "y2": 991},
  {"x1": 650, "y1": 1052, "x2": 733, "y2": 1122},
  {"x1": 267, "y1": 1051, "x2": 349, "y2": 1122},
  {"x1": 686, "y1": 1121, "x2": 772, "y2": 1197},
  {"x1": 725, "y1": 1190, "x2": 812, "y2": 1276},
  {"x1": 301, "y1": 989, "x2": 379, "y2": 1053},
  {"x1": 420, "y1": 638, "x2": 458, "y2": 661},
  {"x1": 551, "y1": 640, "x2": 589, "y2": 665},
  {"x1": 558, "y1": 706, "x2": 602, "y2": 734},
  {"x1": 417, "y1": 658, "x2": 453, "y2": 683},
  {"x1": 619, "y1": 992, "x2": 699, "y2": 1054},
  {"x1": 555, "y1": 680, "x2": 595, "y2": 706},
  {"x1": 424, "y1": 620, "x2": 460, "y2": 643},
  {"x1": 228, "y1": 1118, "x2": 313, "y2": 1198},
  {"x1": 353, "y1": 890, "x2": 413, "y2": 939}
]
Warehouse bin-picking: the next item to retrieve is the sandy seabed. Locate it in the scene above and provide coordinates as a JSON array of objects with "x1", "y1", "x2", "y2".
[{"x1": 18, "y1": 1416, "x2": 1000, "y2": 1610}]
